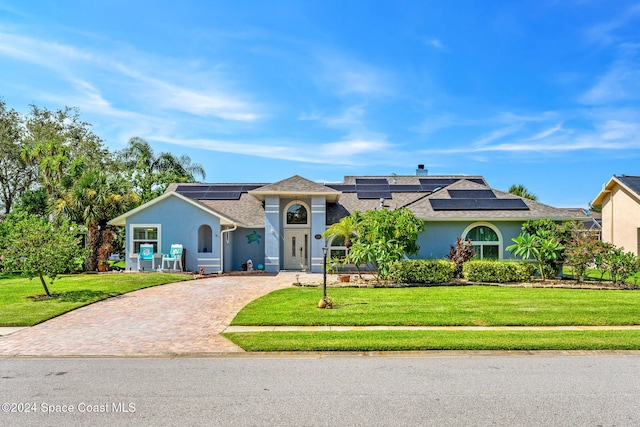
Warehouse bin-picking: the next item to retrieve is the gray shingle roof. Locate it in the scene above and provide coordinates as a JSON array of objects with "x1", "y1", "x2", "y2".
[
  {"x1": 170, "y1": 174, "x2": 587, "y2": 226},
  {"x1": 617, "y1": 175, "x2": 640, "y2": 197}
]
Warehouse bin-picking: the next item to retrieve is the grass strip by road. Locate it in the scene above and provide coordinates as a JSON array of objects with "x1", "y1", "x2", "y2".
[
  {"x1": 223, "y1": 330, "x2": 640, "y2": 351},
  {"x1": 231, "y1": 286, "x2": 640, "y2": 327},
  {"x1": 0, "y1": 273, "x2": 192, "y2": 326}
]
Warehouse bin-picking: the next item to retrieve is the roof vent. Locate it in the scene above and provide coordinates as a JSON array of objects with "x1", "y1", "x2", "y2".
[{"x1": 416, "y1": 164, "x2": 428, "y2": 176}]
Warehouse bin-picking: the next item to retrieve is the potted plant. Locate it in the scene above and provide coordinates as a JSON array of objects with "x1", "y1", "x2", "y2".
[
  {"x1": 328, "y1": 256, "x2": 350, "y2": 282},
  {"x1": 97, "y1": 245, "x2": 111, "y2": 272}
]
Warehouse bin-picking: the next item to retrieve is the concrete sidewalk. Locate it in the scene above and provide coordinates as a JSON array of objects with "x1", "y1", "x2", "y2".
[{"x1": 0, "y1": 327, "x2": 28, "y2": 336}]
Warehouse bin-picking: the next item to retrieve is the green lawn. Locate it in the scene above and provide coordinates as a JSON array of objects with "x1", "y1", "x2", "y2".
[
  {"x1": 0, "y1": 273, "x2": 192, "y2": 326},
  {"x1": 562, "y1": 267, "x2": 640, "y2": 285},
  {"x1": 232, "y1": 286, "x2": 640, "y2": 327},
  {"x1": 224, "y1": 330, "x2": 640, "y2": 352},
  {"x1": 228, "y1": 286, "x2": 640, "y2": 351}
]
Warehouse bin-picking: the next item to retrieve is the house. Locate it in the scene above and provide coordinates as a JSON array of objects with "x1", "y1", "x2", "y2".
[
  {"x1": 591, "y1": 175, "x2": 640, "y2": 255},
  {"x1": 108, "y1": 171, "x2": 588, "y2": 273}
]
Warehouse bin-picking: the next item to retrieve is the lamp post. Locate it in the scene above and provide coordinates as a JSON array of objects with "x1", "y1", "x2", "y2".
[{"x1": 322, "y1": 246, "x2": 328, "y2": 303}]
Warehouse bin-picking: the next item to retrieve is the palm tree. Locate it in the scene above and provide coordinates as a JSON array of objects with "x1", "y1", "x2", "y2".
[
  {"x1": 55, "y1": 168, "x2": 139, "y2": 270},
  {"x1": 508, "y1": 184, "x2": 537, "y2": 201},
  {"x1": 323, "y1": 215, "x2": 359, "y2": 249},
  {"x1": 119, "y1": 137, "x2": 206, "y2": 202}
]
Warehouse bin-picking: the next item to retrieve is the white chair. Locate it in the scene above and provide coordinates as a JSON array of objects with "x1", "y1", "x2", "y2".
[
  {"x1": 137, "y1": 244, "x2": 155, "y2": 271},
  {"x1": 162, "y1": 244, "x2": 184, "y2": 272}
]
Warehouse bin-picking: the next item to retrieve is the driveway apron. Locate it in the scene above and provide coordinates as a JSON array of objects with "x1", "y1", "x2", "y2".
[{"x1": 0, "y1": 272, "x2": 316, "y2": 357}]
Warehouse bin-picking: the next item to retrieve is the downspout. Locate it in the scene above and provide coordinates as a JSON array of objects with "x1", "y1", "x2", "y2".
[{"x1": 220, "y1": 224, "x2": 237, "y2": 273}]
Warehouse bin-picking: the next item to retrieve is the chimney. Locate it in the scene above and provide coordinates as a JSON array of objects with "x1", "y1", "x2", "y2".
[{"x1": 415, "y1": 164, "x2": 428, "y2": 176}]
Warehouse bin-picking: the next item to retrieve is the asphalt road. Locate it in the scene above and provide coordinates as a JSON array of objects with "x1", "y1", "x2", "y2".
[{"x1": 1, "y1": 353, "x2": 639, "y2": 426}]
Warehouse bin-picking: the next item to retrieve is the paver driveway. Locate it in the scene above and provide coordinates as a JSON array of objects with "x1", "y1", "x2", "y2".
[{"x1": 0, "y1": 272, "x2": 320, "y2": 357}]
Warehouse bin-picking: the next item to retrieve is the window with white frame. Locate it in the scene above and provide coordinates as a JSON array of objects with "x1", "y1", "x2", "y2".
[
  {"x1": 327, "y1": 234, "x2": 348, "y2": 260},
  {"x1": 463, "y1": 223, "x2": 501, "y2": 260},
  {"x1": 131, "y1": 225, "x2": 161, "y2": 254},
  {"x1": 285, "y1": 203, "x2": 308, "y2": 225}
]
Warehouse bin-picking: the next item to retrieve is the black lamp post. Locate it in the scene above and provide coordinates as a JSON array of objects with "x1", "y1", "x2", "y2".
[{"x1": 322, "y1": 246, "x2": 328, "y2": 300}]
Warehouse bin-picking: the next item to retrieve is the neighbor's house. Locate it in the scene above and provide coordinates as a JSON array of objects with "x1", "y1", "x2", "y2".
[
  {"x1": 592, "y1": 175, "x2": 640, "y2": 255},
  {"x1": 108, "y1": 170, "x2": 587, "y2": 273}
]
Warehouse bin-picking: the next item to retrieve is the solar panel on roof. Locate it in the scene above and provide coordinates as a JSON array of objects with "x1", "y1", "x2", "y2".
[
  {"x1": 419, "y1": 178, "x2": 459, "y2": 186},
  {"x1": 430, "y1": 198, "x2": 528, "y2": 211},
  {"x1": 357, "y1": 191, "x2": 392, "y2": 199},
  {"x1": 201, "y1": 191, "x2": 242, "y2": 200},
  {"x1": 389, "y1": 185, "x2": 422, "y2": 192},
  {"x1": 448, "y1": 190, "x2": 496, "y2": 199},
  {"x1": 356, "y1": 178, "x2": 388, "y2": 185},
  {"x1": 175, "y1": 185, "x2": 210, "y2": 192},
  {"x1": 469, "y1": 178, "x2": 486, "y2": 185},
  {"x1": 357, "y1": 184, "x2": 390, "y2": 191},
  {"x1": 241, "y1": 185, "x2": 264, "y2": 192},
  {"x1": 207, "y1": 185, "x2": 244, "y2": 192},
  {"x1": 327, "y1": 184, "x2": 357, "y2": 192}
]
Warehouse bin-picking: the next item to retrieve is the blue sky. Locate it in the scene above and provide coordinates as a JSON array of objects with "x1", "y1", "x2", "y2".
[{"x1": 1, "y1": 1, "x2": 639, "y2": 208}]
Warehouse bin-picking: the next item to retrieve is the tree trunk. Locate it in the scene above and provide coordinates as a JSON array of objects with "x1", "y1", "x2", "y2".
[
  {"x1": 38, "y1": 272, "x2": 52, "y2": 297},
  {"x1": 85, "y1": 223, "x2": 100, "y2": 271}
]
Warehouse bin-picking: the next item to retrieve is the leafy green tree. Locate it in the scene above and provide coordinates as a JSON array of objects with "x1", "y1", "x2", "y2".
[
  {"x1": 564, "y1": 232, "x2": 602, "y2": 282},
  {"x1": 345, "y1": 207, "x2": 424, "y2": 280},
  {"x1": 21, "y1": 105, "x2": 108, "y2": 199},
  {"x1": 588, "y1": 204, "x2": 602, "y2": 214},
  {"x1": 506, "y1": 230, "x2": 565, "y2": 281},
  {"x1": 595, "y1": 243, "x2": 638, "y2": 286},
  {"x1": 520, "y1": 218, "x2": 575, "y2": 276},
  {"x1": 508, "y1": 184, "x2": 537, "y2": 201},
  {"x1": 54, "y1": 168, "x2": 139, "y2": 271},
  {"x1": 0, "y1": 213, "x2": 87, "y2": 297},
  {"x1": 0, "y1": 100, "x2": 38, "y2": 215},
  {"x1": 118, "y1": 137, "x2": 206, "y2": 203}
]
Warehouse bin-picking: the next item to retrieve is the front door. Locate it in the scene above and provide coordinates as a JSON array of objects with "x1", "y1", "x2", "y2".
[{"x1": 284, "y1": 229, "x2": 309, "y2": 270}]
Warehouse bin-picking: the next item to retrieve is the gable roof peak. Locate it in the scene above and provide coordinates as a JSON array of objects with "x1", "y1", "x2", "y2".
[{"x1": 249, "y1": 175, "x2": 340, "y2": 201}]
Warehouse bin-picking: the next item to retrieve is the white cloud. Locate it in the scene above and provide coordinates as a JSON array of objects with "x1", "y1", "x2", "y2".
[
  {"x1": 0, "y1": 30, "x2": 262, "y2": 122},
  {"x1": 315, "y1": 51, "x2": 394, "y2": 97},
  {"x1": 580, "y1": 44, "x2": 640, "y2": 104},
  {"x1": 153, "y1": 134, "x2": 393, "y2": 166}
]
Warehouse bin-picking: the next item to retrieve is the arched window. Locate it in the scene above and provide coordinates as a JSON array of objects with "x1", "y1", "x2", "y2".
[
  {"x1": 327, "y1": 234, "x2": 347, "y2": 260},
  {"x1": 285, "y1": 202, "x2": 308, "y2": 225},
  {"x1": 463, "y1": 223, "x2": 502, "y2": 260},
  {"x1": 198, "y1": 224, "x2": 212, "y2": 253}
]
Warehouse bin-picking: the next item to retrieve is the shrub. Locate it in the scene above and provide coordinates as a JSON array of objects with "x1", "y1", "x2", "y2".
[
  {"x1": 387, "y1": 260, "x2": 456, "y2": 284},
  {"x1": 564, "y1": 232, "x2": 602, "y2": 281},
  {"x1": 463, "y1": 260, "x2": 536, "y2": 283},
  {"x1": 448, "y1": 237, "x2": 475, "y2": 278},
  {"x1": 506, "y1": 230, "x2": 564, "y2": 280}
]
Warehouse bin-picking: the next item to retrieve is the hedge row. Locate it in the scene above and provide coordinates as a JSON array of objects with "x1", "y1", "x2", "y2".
[
  {"x1": 462, "y1": 260, "x2": 536, "y2": 283},
  {"x1": 386, "y1": 259, "x2": 536, "y2": 284},
  {"x1": 387, "y1": 260, "x2": 456, "y2": 284}
]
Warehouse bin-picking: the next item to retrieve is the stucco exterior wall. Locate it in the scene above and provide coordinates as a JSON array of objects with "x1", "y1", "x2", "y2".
[
  {"x1": 264, "y1": 195, "x2": 280, "y2": 273},
  {"x1": 601, "y1": 186, "x2": 640, "y2": 255},
  {"x1": 124, "y1": 196, "x2": 221, "y2": 272},
  {"x1": 231, "y1": 227, "x2": 266, "y2": 271},
  {"x1": 415, "y1": 220, "x2": 524, "y2": 260},
  {"x1": 310, "y1": 195, "x2": 327, "y2": 273}
]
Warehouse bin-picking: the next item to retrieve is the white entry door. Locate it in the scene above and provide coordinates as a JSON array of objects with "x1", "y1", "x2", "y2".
[{"x1": 284, "y1": 229, "x2": 309, "y2": 270}]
